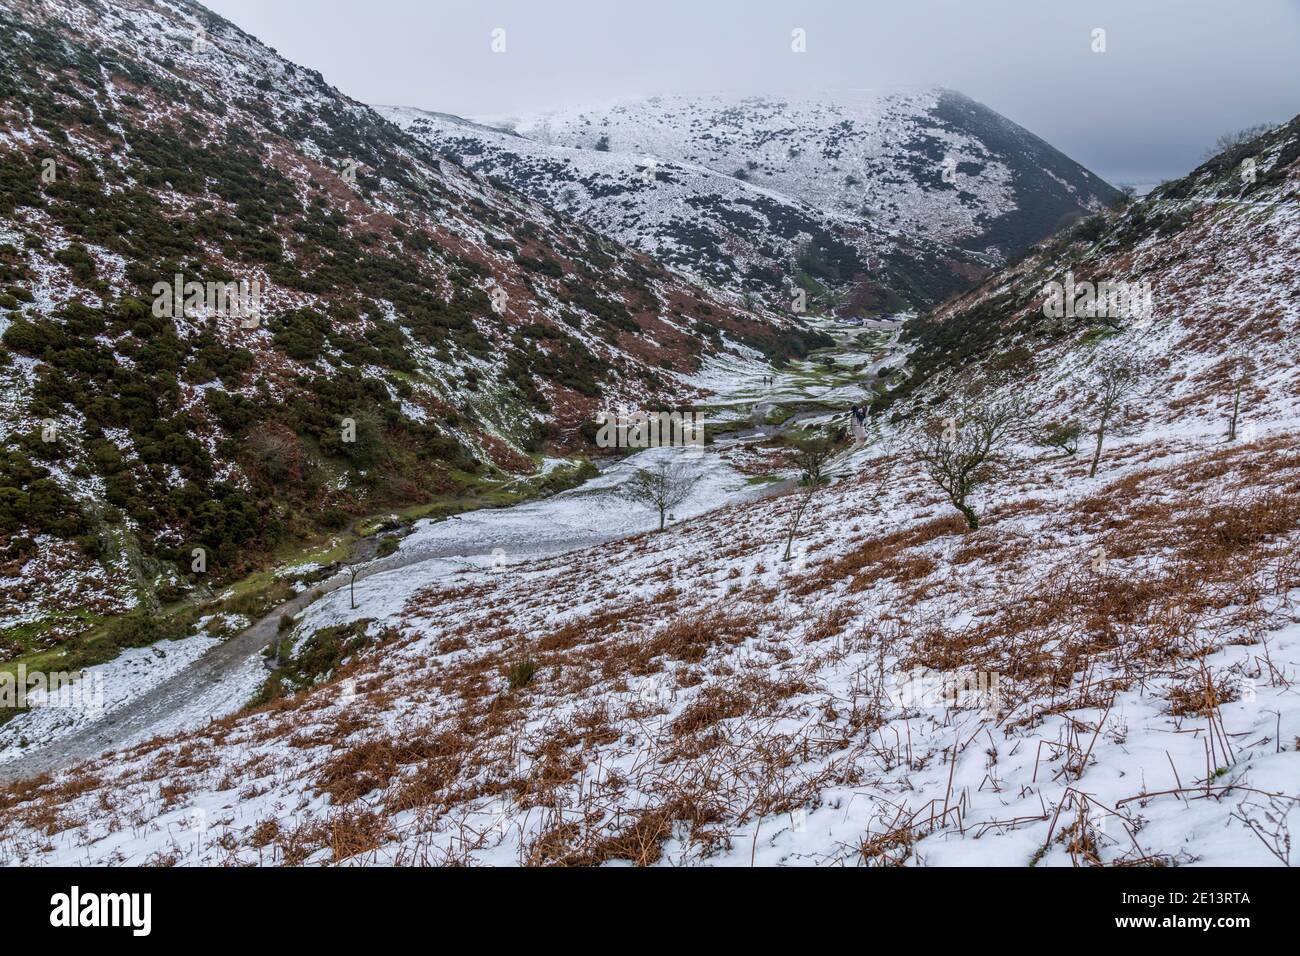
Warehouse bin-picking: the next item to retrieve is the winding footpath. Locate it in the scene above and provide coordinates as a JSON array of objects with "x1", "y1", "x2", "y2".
[{"x1": 0, "y1": 448, "x2": 786, "y2": 786}]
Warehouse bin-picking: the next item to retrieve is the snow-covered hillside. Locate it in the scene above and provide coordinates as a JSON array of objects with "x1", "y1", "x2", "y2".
[
  {"x1": 2, "y1": 114, "x2": 1297, "y2": 867},
  {"x1": 2, "y1": 0, "x2": 1296, "y2": 870},
  {"x1": 4, "y1": 391, "x2": 1299, "y2": 866},
  {"x1": 0, "y1": 0, "x2": 824, "y2": 653},
  {"x1": 380, "y1": 90, "x2": 1119, "y2": 314}
]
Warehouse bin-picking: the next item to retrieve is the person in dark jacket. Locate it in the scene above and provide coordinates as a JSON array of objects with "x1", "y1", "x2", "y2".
[{"x1": 849, "y1": 403, "x2": 868, "y2": 444}]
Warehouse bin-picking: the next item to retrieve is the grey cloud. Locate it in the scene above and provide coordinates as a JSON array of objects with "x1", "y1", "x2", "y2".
[{"x1": 204, "y1": 0, "x2": 1300, "y2": 187}]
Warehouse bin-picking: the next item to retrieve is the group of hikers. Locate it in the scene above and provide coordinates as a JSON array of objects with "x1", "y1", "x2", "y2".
[{"x1": 758, "y1": 368, "x2": 867, "y2": 443}]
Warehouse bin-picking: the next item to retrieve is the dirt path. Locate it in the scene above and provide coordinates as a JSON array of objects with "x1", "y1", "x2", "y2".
[
  {"x1": 0, "y1": 475, "x2": 796, "y2": 787},
  {"x1": 0, "y1": 579, "x2": 326, "y2": 786},
  {"x1": 0, "y1": 520, "x2": 622, "y2": 787}
]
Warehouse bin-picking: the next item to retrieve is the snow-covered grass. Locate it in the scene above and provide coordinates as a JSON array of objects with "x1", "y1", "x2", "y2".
[
  {"x1": 3, "y1": 415, "x2": 1298, "y2": 867},
  {"x1": 1, "y1": 0, "x2": 1296, "y2": 871}
]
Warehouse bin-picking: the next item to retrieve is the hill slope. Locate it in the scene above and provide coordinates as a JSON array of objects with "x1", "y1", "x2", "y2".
[
  {"x1": 0, "y1": 0, "x2": 826, "y2": 658},
  {"x1": 891, "y1": 110, "x2": 1300, "y2": 425}
]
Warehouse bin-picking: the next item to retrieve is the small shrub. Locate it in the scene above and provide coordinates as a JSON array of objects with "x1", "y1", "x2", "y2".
[{"x1": 507, "y1": 656, "x2": 537, "y2": 690}]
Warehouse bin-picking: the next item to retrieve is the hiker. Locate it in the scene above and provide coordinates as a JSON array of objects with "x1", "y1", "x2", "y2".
[{"x1": 849, "y1": 404, "x2": 868, "y2": 444}]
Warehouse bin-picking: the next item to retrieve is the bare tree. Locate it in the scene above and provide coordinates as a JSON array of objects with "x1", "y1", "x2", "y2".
[
  {"x1": 1227, "y1": 352, "x2": 1257, "y2": 442},
  {"x1": 1201, "y1": 124, "x2": 1272, "y2": 161},
  {"x1": 784, "y1": 436, "x2": 896, "y2": 565},
  {"x1": 1086, "y1": 352, "x2": 1150, "y2": 477},
  {"x1": 1109, "y1": 184, "x2": 1137, "y2": 211},
  {"x1": 911, "y1": 379, "x2": 1025, "y2": 531},
  {"x1": 782, "y1": 434, "x2": 837, "y2": 562},
  {"x1": 623, "y1": 458, "x2": 698, "y2": 531}
]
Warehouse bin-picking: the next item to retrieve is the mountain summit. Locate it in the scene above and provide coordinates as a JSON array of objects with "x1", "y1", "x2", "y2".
[{"x1": 380, "y1": 89, "x2": 1119, "y2": 315}]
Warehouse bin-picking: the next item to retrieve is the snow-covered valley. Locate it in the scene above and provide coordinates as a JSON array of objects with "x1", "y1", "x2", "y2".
[
  {"x1": 1, "y1": 0, "x2": 1297, "y2": 877},
  {"x1": 5, "y1": 406, "x2": 1299, "y2": 866},
  {"x1": 5, "y1": 301, "x2": 1300, "y2": 866}
]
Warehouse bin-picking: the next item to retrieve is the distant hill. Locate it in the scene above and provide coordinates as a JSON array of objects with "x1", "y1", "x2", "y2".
[{"x1": 380, "y1": 90, "x2": 1120, "y2": 315}]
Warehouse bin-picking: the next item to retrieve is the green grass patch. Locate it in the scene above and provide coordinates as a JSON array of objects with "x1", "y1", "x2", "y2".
[
  {"x1": 248, "y1": 618, "x2": 378, "y2": 707},
  {"x1": 764, "y1": 405, "x2": 796, "y2": 426},
  {"x1": 1079, "y1": 325, "x2": 1123, "y2": 347},
  {"x1": 1, "y1": 608, "x2": 101, "y2": 664},
  {"x1": 507, "y1": 656, "x2": 538, "y2": 690},
  {"x1": 0, "y1": 643, "x2": 75, "y2": 682}
]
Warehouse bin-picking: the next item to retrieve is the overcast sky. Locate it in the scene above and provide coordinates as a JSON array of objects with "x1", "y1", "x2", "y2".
[{"x1": 205, "y1": 0, "x2": 1300, "y2": 187}]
